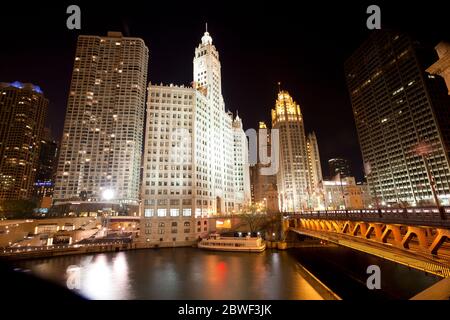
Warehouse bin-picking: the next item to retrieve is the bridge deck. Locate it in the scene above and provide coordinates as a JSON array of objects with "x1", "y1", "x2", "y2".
[
  {"x1": 290, "y1": 228, "x2": 450, "y2": 278},
  {"x1": 285, "y1": 207, "x2": 450, "y2": 228}
]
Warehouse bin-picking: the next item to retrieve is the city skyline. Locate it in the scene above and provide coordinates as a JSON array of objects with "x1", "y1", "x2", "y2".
[
  {"x1": 1, "y1": 1, "x2": 450, "y2": 304},
  {"x1": 2, "y1": 1, "x2": 448, "y2": 180}
]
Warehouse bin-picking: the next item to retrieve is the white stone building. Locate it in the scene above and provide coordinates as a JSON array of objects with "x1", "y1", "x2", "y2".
[
  {"x1": 140, "y1": 29, "x2": 250, "y2": 244},
  {"x1": 233, "y1": 114, "x2": 251, "y2": 209}
]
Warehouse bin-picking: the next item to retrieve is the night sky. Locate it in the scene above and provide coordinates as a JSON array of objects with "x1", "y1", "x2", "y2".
[{"x1": 1, "y1": 0, "x2": 448, "y2": 181}]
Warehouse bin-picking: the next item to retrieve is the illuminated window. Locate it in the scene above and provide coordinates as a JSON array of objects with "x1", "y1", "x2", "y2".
[
  {"x1": 144, "y1": 209, "x2": 154, "y2": 217},
  {"x1": 157, "y1": 209, "x2": 167, "y2": 217}
]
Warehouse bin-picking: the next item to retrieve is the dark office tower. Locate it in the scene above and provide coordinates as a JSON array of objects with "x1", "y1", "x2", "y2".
[
  {"x1": 34, "y1": 127, "x2": 59, "y2": 199},
  {"x1": 0, "y1": 82, "x2": 48, "y2": 200},
  {"x1": 328, "y1": 158, "x2": 351, "y2": 179},
  {"x1": 345, "y1": 30, "x2": 450, "y2": 206}
]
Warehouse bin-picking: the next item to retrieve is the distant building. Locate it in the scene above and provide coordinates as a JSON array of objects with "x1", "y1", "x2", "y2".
[
  {"x1": 34, "y1": 127, "x2": 59, "y2": 207},
  {"x1": 54, "y1": 32, "x2": 149, "y2": 215},
  {"x1": 250, "y1": 122, "x2": 279, "y2": 213},
  {"x1": 232, "y1": 114, "x2": 251, "y2": 207},
  {"x1": 0, "y1": 82, "x2": 48, "y2": 201},
  {"x1": 307, "y1": 132, "x2": 323, "y2": 208},
  {"x1": 427, "y1": 41, "x2": 450, "y2": 95},
  {"x1": 345, "y1": 30, "x2": 450, "y2": 206},
  {"x1": 321, "y1": 177, "x2": 365, "y2": 210},
  {"x1": 272, "y1": 90, "x2": 310, "y2": 211},
  {"x1": 357, "y1": 181, "x2": 374, "y2": 208},
  {"x1": 328, "y1": 158, "x2": 351, "y2": 179}
]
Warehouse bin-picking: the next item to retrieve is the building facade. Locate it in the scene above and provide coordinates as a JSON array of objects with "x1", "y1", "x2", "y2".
[
  {"x1": 232, "y1": 114, "x2": 251, "y2": 208},
  {"x1": 427, "y1": 41, "x2": 450, "y2": 95},
  {"x1": 34, "y1": 127, "x2": 59, "y2": 209},
  {"x1": 0, "y1": 82, "x2": 48, "y2": 201},
  {"x1": 54, "y1": 32, "x2": 148, "y2": 213},
  {"x1": 272, "y1": 91, "x2": 310, "y2": 212},
  {"x1": 140, "y1": 30, "x2": 250, "y2": 244},
  {"x1": 328, "y1": 158, "x2": 351, "y2": 179},
  {"x1": 345, "y1": 30, "x2": 450, "y2": 206},
  {"x1": 34, "y1": 128, "x2": 58, "y2": 197},
  {"x1": 307, "y1": 132, "x2": 323, "y2": 208},
  {"x1": 321, "y1": 177, "x2": 365, "y2": 210},
  {"x1": 250, "y1": 122, "x2": 279, "y2": 213}
]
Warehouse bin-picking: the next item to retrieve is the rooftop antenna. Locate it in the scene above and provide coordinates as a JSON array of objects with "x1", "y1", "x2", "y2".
[
  {"x1": 277, "y1": 82, "x2": 281, "y2": 93},
  {"x1": 205, "y1": 22, "x2": 208, "y2": 33}
]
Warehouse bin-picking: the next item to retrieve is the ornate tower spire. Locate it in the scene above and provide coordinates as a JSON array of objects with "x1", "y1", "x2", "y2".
[{"x1": 201, "y1": 23, "x2": 213, "y2": 45}]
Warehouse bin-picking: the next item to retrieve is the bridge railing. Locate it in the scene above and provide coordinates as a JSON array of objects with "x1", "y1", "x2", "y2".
[{"x1": 284, "y1": 206, "x2": 450, "y2": 228}]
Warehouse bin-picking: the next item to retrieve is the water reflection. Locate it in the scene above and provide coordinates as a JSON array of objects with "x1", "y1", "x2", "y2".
[
  {"x1": 77, "y1": 253, "x2": 131, "y2": 299},
  {"x1": 16, "y1": 247, "x2": 439, "y2": 300},
  {"x1": 17, "y1": 248, "x2": 324, "y2": 300}
]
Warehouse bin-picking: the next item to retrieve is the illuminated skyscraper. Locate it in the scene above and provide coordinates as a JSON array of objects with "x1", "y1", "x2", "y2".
[
  {"x1": 345, "y1": 30, "x2": 450, "y2": 206},
  {"x1": 192, "y1": 27, "x2": 237, "y2": 214},
  {"x1": 140, "y1": 29, "x2": 250, "y2": 244},
  {"x1": 232, "y1": 114, "x2": 251, "y2": 207},
  {"x1": 0, "y1": 82, "x2": 48, "y2": 200},
  {"x1": 54, "y1": 32, "x2": 148, "y2": 213},
  {"x1": 307, "y1": 132, "x2": 323, "y2": 209},
  {"x1": 272, "y1": 90, "x2": 310, "y2": 211},
  {"x1": 307, "y1": 132, "x2": 323, "y2": 190}
]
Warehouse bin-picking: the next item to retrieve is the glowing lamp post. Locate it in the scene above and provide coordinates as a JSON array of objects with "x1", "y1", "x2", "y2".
[
  {"x1": 102, "y1": 189, "x2": 115, "y2": 201},
  {"x1": 414, "y1": 141, "x2": 441, "y2": 210}
]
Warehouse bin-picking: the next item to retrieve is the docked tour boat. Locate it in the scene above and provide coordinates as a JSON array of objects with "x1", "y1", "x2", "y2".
[{"x1": 198, "y1": 233, "x2": 266, "y2": 252}]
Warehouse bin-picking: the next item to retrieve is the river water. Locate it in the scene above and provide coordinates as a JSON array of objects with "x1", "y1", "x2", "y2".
[{"x1": 15, "y1": 246, "x2": 440, "y2": 300}]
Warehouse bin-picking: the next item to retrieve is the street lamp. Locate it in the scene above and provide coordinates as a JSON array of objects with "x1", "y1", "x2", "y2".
[
  {"x1": 102, "y1": 189, "x2": 115, "y2": 201},
  {"x1": 414, "y1": 140, "x2": 441, "y2": 211}
]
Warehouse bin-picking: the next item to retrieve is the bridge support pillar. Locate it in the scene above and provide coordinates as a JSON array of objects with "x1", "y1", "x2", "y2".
[
  {"x1": 352, "y1": 222, "x2": 367, "y2": 237},
  {"x1": 342, "y1": 221, "x2": 352, "y2": 234},
  {"x1": 332, "y1": 221, "x2": 342, "y2": 232},
  {"x1": 324, "y1": 221, "x2": 333, "y2": 232},
  {"x1": 429, "y1": 228, "x2": 450, "y2": 255},
  {"x1": 313, "y1": 220, "x2": 321, "y2": 231},
  {"x1": 402, "y1": 227, "x2": 429, "y2": 251},
  {"x1": 381, "y1": 225, "x2": 403, "y2": 247}
]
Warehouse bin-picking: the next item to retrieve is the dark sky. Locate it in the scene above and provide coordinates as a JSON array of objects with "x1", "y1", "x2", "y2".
[{"x1": 1, "y1": 0, "x2": 448, "y2": 181}]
